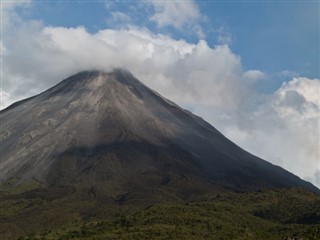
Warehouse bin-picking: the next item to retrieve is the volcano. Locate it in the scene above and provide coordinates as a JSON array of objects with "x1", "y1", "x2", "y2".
[{"x1": 1, "y1": 69, "x2": 318, "y2": 197}]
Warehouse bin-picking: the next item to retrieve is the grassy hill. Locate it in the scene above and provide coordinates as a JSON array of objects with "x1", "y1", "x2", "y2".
[{"x1": 1, "y1": 187, "x2": 319, "y2": 240}]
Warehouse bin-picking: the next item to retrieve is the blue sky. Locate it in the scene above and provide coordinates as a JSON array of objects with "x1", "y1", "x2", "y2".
[
  {"x1": 2, "y1": 1, "x2": 320, "y2": 187},
  {"x1": 17, "y1": 0, "x2": 319, "y2": 87}
]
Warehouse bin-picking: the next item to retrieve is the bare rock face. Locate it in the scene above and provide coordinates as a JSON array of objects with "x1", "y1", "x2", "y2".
[{"x1": 1, "y1": 69, "x2": 318, "y2": 195}]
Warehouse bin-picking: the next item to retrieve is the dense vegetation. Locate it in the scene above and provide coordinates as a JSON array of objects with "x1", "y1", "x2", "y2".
[{"x1": 1, "y1": 188, "x2": 319, "y2": 240}]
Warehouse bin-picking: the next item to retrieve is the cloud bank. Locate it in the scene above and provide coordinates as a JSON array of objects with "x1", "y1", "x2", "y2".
[{"x1": 1, "y1": 2, "x2": 319, "y2": 188}]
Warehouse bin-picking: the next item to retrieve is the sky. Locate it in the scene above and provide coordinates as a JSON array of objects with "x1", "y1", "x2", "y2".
[{"x1": 1, "y1": 0, "x2": 319, "y2": 187}]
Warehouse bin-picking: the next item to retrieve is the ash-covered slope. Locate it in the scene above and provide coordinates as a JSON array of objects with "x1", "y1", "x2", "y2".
[{"x1": 1, "y1": 69, "x2": 318, "y2": 194}]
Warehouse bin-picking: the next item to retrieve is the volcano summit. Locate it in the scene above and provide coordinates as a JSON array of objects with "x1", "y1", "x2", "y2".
[{"x1": 1, "y1": 69, "x2": 318, "y2": 195}]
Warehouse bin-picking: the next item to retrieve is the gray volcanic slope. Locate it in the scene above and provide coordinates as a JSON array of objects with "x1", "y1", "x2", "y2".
[{"x1": 0, "y1": 69, "x2": 318, "y2": 194}]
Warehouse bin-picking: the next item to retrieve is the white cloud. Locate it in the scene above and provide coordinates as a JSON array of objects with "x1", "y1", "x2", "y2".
[
  {"x1": 314, "y1": 169, "x2": 320, "y2": 186},
  {"x1": 278, "y1": 77, "x2": 320, "y2": 106},
  {"x1": 278, "y1": 70, "x2": 299, "y2": 78},
  {"x1": 1, "y1": 0, "x2": 31, "y2": 12},
  {"x1": 1, "y1": 0, "x2": 31, "y2": 30},
  {"x1": 0, "y1": 90, "x2": 10, "y2": 109},
  {"x1": 2, "y1": 24, "x2": 246, "y2": 110},
  {"x1": 148, "y1": 0, "x2": 205, "y2": 38},
  {"x1": 105, "y1": 1, "x2": 116, "y2": 10},
  {"x1": 109, "y1": 11, "x2": 131, "y2": 23},
  {"x1": 242, "y1": 70, "x2": 266, "y2": 84},
  {"x1": 216, "y1": 26, "x2": 233, "y2": 44},
  {"x1": 149, "y1": 0, "x2": 201, "y2": 28},
  {"x1": 2, "y1": 5, "x2": 320, "y2": 188},
  {"x1": 212, "y1": 77, "x2": 320, "y2": 187},
  {"x1": 218, "y1": 35, "x2": 232, "y2": 45}
]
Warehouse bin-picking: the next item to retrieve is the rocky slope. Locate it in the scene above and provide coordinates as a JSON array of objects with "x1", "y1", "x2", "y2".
[{"x1": 1, "y1": 69, "x2": 318, "y2": 196}]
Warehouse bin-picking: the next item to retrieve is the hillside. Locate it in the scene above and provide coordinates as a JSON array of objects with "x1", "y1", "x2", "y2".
[{"x1": 1, "y1": 188, "x2": 319, "y2": 240}]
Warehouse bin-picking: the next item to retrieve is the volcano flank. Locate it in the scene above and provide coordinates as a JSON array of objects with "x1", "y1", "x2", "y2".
[{"x1": 1, "y1": 69, "x2": 318, "y2": 195}]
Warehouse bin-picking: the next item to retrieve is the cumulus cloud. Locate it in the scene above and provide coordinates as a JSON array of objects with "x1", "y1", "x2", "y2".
[
  {"x1": 2, "y1": 3, "x2": 319, "y2": 188},
  {"x1": 3, "y1": 24, "x2": 247, "y2": 111},
  {"x1": 212, "y1": 77, "x2": 320, "y2": 187},
  {"x1": 278, "y1": 77, "x2": 320, "y2": 106}
]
